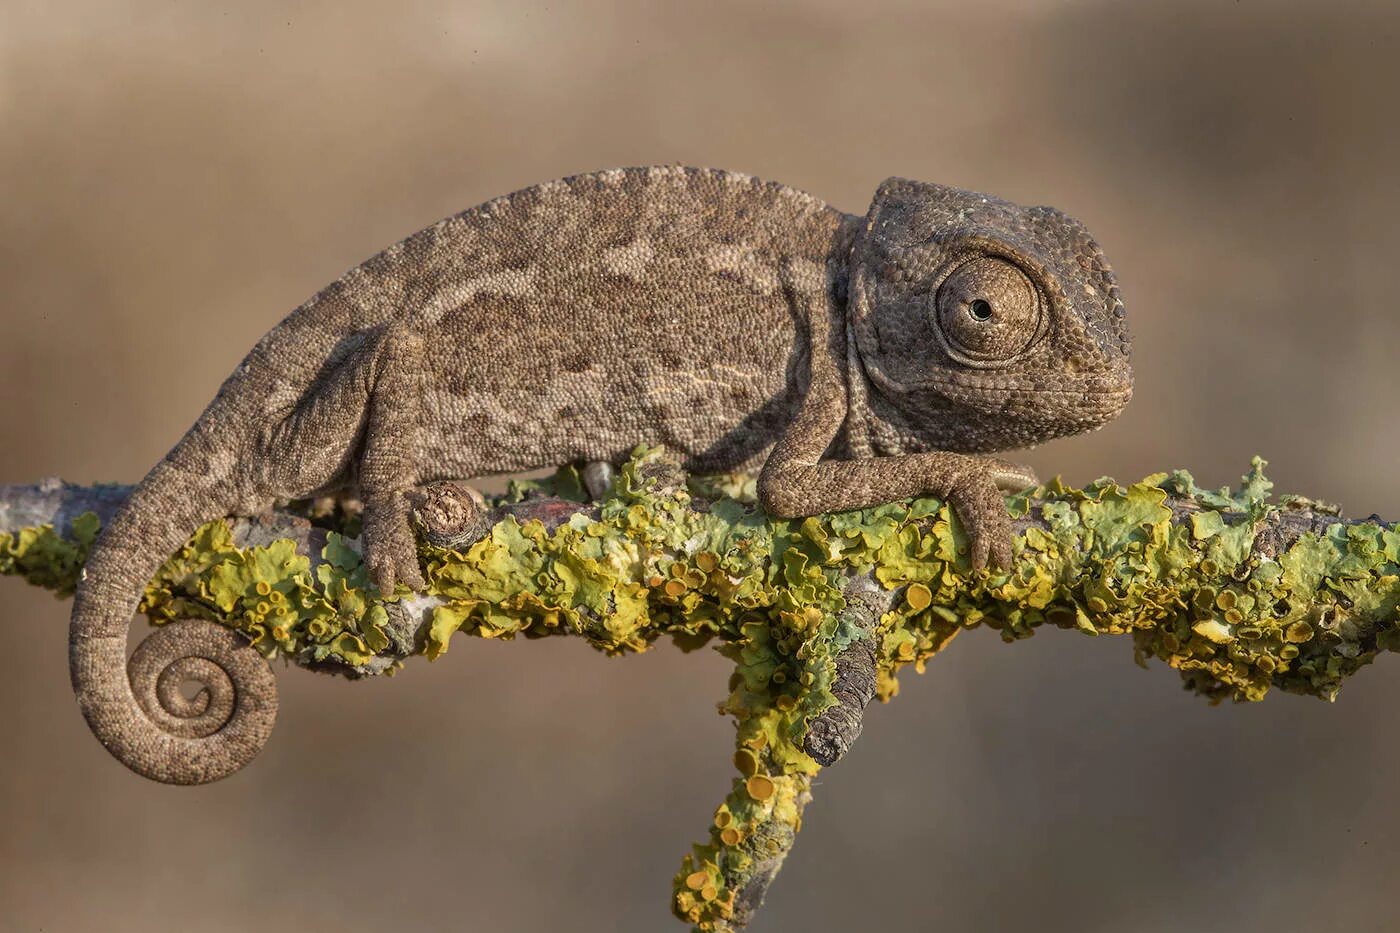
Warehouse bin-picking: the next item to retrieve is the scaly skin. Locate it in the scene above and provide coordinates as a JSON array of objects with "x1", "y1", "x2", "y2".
[{"x1": 68, "y1": 165, "x2": 1133, "y2": 784}]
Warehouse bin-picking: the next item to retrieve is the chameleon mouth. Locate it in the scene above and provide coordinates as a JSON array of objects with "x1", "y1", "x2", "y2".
[
  {"x1": 940, "y1": 377, "x2": 1135, "y2": 426},
  {"x1": 935, "y1": 373, "x2": 1133, "y2": 404},
  {"x1": 861, "y1": 347, "x2": 1132, "y2": 403}
]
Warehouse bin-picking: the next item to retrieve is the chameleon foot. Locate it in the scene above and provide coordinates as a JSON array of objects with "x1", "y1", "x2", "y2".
[
  {"x1": 948, "y1": 458, "x2": 1040, "y2": 570},
  {"x1": 948, "y1": 475, "x2": 1018, "y2": 570},
  {"x1": 361, "y1": 493, "x2": 426, "y2": 593}
]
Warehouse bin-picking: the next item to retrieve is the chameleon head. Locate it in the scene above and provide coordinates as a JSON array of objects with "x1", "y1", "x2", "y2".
[{"x1": 847, "y1": 177, "x2": 1133, "y2": 453}]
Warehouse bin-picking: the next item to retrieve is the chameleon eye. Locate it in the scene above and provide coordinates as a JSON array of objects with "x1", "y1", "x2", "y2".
[{"x1": 935, "y1": 257, "x2": 1041, "y2": 364}]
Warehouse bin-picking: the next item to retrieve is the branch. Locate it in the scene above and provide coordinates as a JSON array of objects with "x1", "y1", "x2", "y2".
[{"x1": 2, "y1": 450, "x2": 1392, "y2": 931}]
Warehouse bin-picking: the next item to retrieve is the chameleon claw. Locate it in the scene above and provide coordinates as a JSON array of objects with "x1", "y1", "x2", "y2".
[
  {"x1": 949, "y1": 474, "x2": 1018, "y2": 571},
  {"x1": 368, "y1": 556, "x2": 396, "y2": 595},
  {"x1": 399, "y1": 560, "x2": 426, "y2": 592},
  {"x1": 365, "y1": 543, "x2": 425, "y2": 594},
  {"x1": 362, "y1": 496, "x2": 426, "y2": 594}
]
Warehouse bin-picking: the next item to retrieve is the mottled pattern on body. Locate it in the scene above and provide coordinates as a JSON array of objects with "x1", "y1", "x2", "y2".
[{"x1": 67, "y1": 165, "x2": 1133, "y2": 786}]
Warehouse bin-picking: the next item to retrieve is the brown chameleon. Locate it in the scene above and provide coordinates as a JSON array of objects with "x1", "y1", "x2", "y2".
[{"x1": 68, "y1": 165, "x2": 1132, "y2": 785}]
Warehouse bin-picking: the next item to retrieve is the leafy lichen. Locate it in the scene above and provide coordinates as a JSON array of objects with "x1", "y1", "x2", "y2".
[
  {"x1": 6, "y1": 449, "x2": 1400, "y2": 931},
  {"x1": 0, "y1": 510, "x2": 99, "y2": 596}
]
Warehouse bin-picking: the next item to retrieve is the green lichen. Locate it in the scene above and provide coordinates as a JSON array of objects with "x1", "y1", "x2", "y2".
[
  {"x1": 141, "y1": 521, "x2": 396, "y2": 668},
  {"x1": 0, "y1": 510, "x2": 99, "y2": 596},
  {"x1": 7, "y1": 449, "x2": 1400, "y2": 931}
]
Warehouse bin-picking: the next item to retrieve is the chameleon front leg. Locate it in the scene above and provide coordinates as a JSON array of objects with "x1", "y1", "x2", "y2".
[
  {"x1": 758, "y1": 265, "x2": 1035, "y2": 570},
  {"x1": 761, "y1": 442, "x2": 1035, "y2": 569},
  {"x1": 359, "y1": 322, "x2": 431, "y2": 592}
]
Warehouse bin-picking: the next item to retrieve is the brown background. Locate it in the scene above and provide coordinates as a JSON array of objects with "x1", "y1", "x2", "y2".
[{"x1": 3, "y1": 2, "x2": 1400, "y2": 931}]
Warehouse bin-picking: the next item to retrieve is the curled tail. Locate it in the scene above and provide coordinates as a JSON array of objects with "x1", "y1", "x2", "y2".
[{"x1": 69, "y1": 452, "x2": 277, "y2": 785}]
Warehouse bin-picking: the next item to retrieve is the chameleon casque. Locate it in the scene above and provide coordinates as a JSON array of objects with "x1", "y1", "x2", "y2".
[{"x1": 69, "y1": 165, "x2": 1132, "y2": 785}]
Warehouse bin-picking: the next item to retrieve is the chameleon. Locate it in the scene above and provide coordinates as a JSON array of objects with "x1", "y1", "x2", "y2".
[{"x1": 67, "y1": 165, "x2": 1133, "y2": 785}]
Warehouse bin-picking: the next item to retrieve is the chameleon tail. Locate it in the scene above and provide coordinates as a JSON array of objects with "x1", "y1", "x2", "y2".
[{"x1": 68, "y1": 457, "x2": 277, "y2": 785}]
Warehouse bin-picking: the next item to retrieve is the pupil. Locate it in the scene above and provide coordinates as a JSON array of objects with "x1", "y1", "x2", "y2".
[{"x1": 969, "y1": 299, "x2": 993, "y2": 321}]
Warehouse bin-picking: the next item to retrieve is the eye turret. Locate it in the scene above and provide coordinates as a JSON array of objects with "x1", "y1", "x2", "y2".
[{"x1": 934, "y1": 257, "x2": 1042, "y2": 365}]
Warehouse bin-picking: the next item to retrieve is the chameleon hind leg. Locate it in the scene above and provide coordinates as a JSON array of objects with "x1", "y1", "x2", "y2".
[
  {"x1": 257, "y1": 320, "x2": 470, "y2": 592},
  {"x1": 358, "y1": 321, "x2": 436, "y2": 593}
]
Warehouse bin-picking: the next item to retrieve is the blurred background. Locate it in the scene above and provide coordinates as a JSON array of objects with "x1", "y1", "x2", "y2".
[{"x1": 3, "y1": 1, "x2": 1399, "y2": 930}]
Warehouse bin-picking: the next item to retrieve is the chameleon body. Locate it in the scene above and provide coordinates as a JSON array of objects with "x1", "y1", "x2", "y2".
[{"x1": 68, "y1": 166, "x2": 1132, "y2": 784}]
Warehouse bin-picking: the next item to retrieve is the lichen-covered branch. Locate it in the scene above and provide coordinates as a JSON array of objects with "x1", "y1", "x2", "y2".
[{"x1": 3, "y1": 449, "x2": 1394, "y2": 931}]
